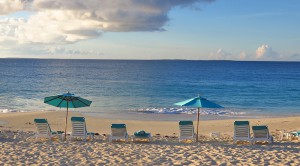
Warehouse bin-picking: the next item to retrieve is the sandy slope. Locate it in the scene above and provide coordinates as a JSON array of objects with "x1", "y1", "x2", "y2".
[{"x1": 0, "y1": 111, "x2": 300, "y2": 165}]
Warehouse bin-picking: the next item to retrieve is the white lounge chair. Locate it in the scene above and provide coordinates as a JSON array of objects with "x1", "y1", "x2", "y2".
[
  {"x1": 279, "y1": 130, "x2": 300, "y2": 141},
  {"x1": 109, "y1": 124, "x2": 129, "y2": 142},
  {"x1": 252, "y1": 125, "x2": 273, "y2": 144},
  {"x1": 132, "y1": 130, "x2": 152, "y2": 142},
  {"x1": 278, "y1": 130, "x2": 291, "y2": 141},
  {"x1": 233, "y1": 121, "x2": 252, "y2": 144},
  {"x1": 70, "y1": 117, "x2": 94, "y2": 141},
  {"x1": 179, "y1": 121, "x2": 195, "y2": 142},
  {"x1": 34, "y1": 118, "x2": 63, "y2": 140}
]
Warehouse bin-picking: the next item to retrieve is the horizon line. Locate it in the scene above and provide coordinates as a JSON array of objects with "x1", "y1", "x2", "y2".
[{"x1": 0, "y1": 57, "x2": 299, "y2": 63}]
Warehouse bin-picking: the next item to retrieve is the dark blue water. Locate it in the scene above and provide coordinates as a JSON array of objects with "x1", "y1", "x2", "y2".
[{"x1": 0, "y1": 59, "x2": 299, "y2": 118}]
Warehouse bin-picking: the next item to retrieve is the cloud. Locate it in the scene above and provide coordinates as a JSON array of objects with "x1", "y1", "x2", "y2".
[
  {"x1": 16, "y1": 11, "x2": 103, "y2": 44},
  {"x1": 0, "y1": 44, "x2": 103, "y2": 58},
  {"x1": 210, "y1": 48, "x2": 232, "y2": 60},
  {"x1": 208, "y1": 44, "x2": 300, "y2": 61},
  {"x1": 255, "y1": 44, "x2": 280, "y2": 60},
  {"x1": 210, "y1": 49, "x2": 250, "y2": 60},
  {"x1": 0, "y1": 0, "x2": 214, "y2": 44},
  {"x1": 0, "y1": 18, "x2": 24, "y2": 42},
  {"x1": 0, "y1": 0, "x2": 27, "y2": 15},
  {"x1": 45, "y1": 46, "x2": 103, "y2": 56},
  {"x1": 237, "y1": 51, "x2": 249, "y2": 60},
  {"x1": 289, "y1": 53, "x2": 300, "y2": 60},
  {"x1": 208, "y1": 45, "x2": 299, "y2": 61}
]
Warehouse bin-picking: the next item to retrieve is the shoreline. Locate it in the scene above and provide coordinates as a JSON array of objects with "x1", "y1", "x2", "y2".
[
  {"x1": 2, "y1": 109, "x2": 300, "y2": 121},
  {"x1": 1, "y1": 111, "x2": 300, "y2": 136}
]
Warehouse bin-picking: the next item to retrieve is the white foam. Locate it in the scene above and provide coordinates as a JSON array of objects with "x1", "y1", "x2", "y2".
[
  {"x1": 131, "y1": 107, "x2": 246, "y2": 116},
  {"x1": 0, "y1": 108, "x2": 31, "y2": 113},
  {"x1": 0, "y1": 109, "x2": 18, "y2": 113}
]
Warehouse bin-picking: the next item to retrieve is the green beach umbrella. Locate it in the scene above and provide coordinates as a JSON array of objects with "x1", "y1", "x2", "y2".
[
  {"x1": 44, "y1": 92, "x2": 92, "y2": 140},
  {"x1": 175, "y1": 95, "x2": 223, "y2": 142}
]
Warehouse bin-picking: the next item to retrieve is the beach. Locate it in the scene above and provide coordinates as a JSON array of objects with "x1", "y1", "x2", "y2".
[
  {"x1": 1, "y1": 0, "x2": 299, "y2": 164},
  {"x1": 1, "y1": 111, "x2": 300, "y2": 165}
]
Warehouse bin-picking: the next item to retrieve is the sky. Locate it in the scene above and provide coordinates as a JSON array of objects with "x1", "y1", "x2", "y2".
[{"x1": 0, "y1": 0, "x2": 299, "y2": 61}]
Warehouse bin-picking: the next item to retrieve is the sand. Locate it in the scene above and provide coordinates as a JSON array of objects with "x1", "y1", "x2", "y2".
[{"x1": 1, "y1": 111, "x2": 300, "y2": 165}]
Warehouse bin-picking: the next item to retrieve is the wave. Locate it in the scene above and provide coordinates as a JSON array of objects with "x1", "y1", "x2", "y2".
[
  {"x1": 129, "y1": 107, "x2": 246, "y2": 116},
  {"x1": 0, "y1": 109, "x2": 20, "y2": 113}
]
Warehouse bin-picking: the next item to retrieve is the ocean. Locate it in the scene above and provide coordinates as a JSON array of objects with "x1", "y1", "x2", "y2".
[{"x1": 0, "y1": 59, "x2": 299, "y2": 120}]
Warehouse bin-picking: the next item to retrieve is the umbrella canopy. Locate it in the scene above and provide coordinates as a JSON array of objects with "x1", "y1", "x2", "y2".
[
  {"x1": 44, "y1": 92, "x2": 92, "y2": 108},
  {"x1": 175, "y1": 96, "x2": 223, "y2": 108},
  {"x1": 175, "y1": 95, "x2": 223, "y2": 142},
  {"x1": 44, "y1": 92, "x2": 92, "y2": 140}
]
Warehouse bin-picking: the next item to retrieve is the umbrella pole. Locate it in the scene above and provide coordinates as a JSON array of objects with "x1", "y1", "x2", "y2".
[
  {"x1": 64, "y1": 103, "x2": 69, "y2": 140},
  {"x1": 196, "y1": 107, "x2": 200, "y2": 142}
]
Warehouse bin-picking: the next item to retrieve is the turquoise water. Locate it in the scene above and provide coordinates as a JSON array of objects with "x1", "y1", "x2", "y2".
[{"x1": 0, "y1": 59, "x2": 299, "y2": 119}]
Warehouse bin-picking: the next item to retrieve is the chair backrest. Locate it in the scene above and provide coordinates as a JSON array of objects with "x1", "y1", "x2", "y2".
[
  {"x1": 179, "y1": 121, "x2": 194, "y2": 137},
  {"x1": 111, "y1": 124, "x2": 127, "y2": 137},
  {"x1": 71, "y1": 117, "x2": 86, "y2": 137},
  {"x1": 234, "y1": 121, "x2": 250, "y2": 138},
  {"x1": 34, "y1": 118, "x2": 51, "y2": 135},
  {"x1": 252, "y1": 125, "x2": 269, "y2": 138}
]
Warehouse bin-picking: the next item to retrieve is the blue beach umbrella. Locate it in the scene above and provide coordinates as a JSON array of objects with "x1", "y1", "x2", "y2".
[
  {"x1": 175, "y1": 95, "x2": 223, "y2": 142},
  {"x1": 44, "y1": 92, "x2": 92, "y2": 140}
]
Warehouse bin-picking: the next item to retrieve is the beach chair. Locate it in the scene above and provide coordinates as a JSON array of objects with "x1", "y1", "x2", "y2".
[
  {"x1": 233, "y1": 121, "x2": 252, "y2": 144},
  {"x1": 109, "y1": 124, "x2": 129, "y2": 142},
  {"x1": 279, "y1": 130, "x2": 291, "y2": 141},
  {"x1": 70, "y1": 117, "x2": 95, "y2": 141},
  {"x1": 290, "y1": 131, "x2": 300, "y2": 141},
  {"x1": 132, "y1": 130, "x2": 152, "y2": 142},
  {"x1": 34, "y1": 118, "x2": 63, "y2": 140},
  {"x1": 179, "y1": 121, "x2": 195, "y2": 142},
  {"x1": 252, "y1": 125, "x2": 273, "y2": 144}
]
